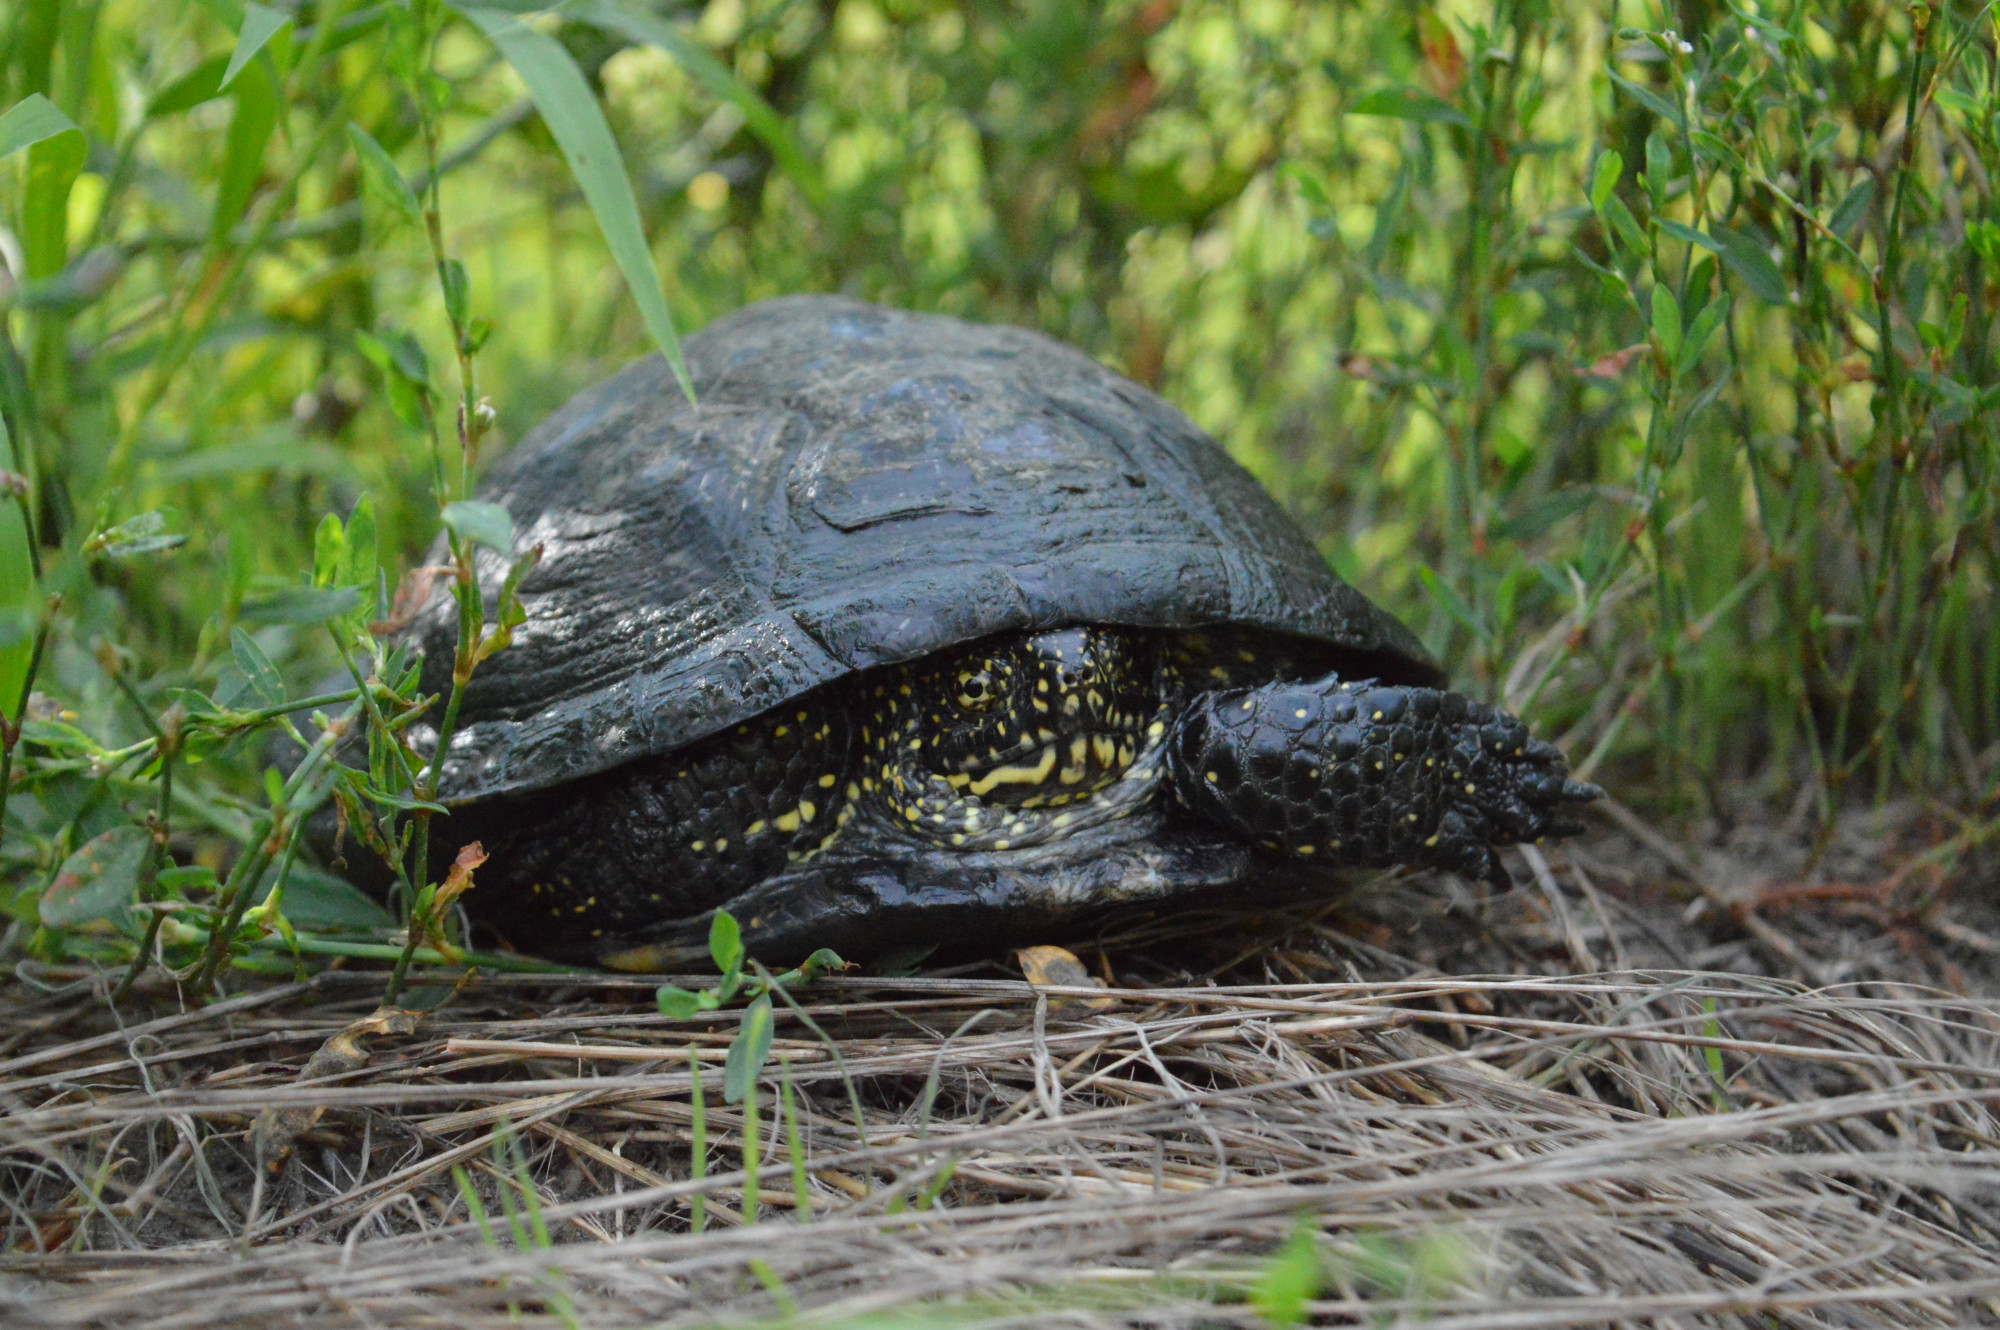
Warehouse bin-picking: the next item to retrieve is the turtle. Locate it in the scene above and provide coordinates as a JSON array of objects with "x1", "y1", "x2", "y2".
[{"x1": 404, "y1": 295, "x2": 1599, "y2": 968}]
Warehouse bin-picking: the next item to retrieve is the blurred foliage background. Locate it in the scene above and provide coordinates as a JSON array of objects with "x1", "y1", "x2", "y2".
[{"x1": 0, "y1": 0, "x2": 1995, "y2": 952}]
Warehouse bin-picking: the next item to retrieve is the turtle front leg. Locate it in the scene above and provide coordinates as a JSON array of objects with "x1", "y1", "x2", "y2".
[{"x1": 1168, "y1": 675, "x2": 1601, "y2": 887}]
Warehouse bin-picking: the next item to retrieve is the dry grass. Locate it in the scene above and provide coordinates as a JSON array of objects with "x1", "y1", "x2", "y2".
[{"x1": 2, "y1": 819, "x2": 1999, "y2": 1329}]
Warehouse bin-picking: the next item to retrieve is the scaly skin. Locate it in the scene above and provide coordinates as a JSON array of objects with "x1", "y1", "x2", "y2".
[{"x1": 1169, "y1": 675, "x2": 1601, "y2": 886}]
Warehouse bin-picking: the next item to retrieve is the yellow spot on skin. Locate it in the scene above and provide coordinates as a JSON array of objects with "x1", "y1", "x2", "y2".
[
  {"x1": 746, "y1": 819, "x2": 768, "y2": 836},
  {"x1": 1063, "y1": 693, "x2": 1081, "y2": 716},
  {"x1": 1296, "y1": 844, "x2": 1315, "y2": 855},
  {"x1": 1031, "y1": 697, "x2": 1049, "y2": 713},
  {"x1": 715, "y1": 839, "x2": 728, "y2": 852},
  {"x1": 1052, "y1": 812, "x2": 1074, "y2": 828},
  {"x1": 898, "y1": 684, "x2": 912, "y2": 696},
  {"x1": 1209, "y1": 667, "x2": 1229, "y2": 681},
  {"x1": 1241, "y1": 700, "x2": 1254, "y2": 711},
  {"x1": 1059, "y1": 736, "x2": 1090, "y2": 783},
  {"x1": 1372, "y1": 711, "x2": 1384, "y2": 720},
  {"x1": 820, "y1": 773, "x2": 837, "y2": 788},
  {"x1": 1148, "y1": 721, "x2": 1165, "y2": 739},
  {"x1": 798, "y1": 800, "x2": 816, "y2": 823},
  {"x1": 1294, "y1": 709, "x2": 1308, "y2": 719},
  {"x1": 773, "y1": 725, "x2": 789, "y2": 738},
  {"x1": 1206, "y1": 771, "x2": 1219, "y2": 783},
  {"x1": 1092, "y1": 735, "x2": 1116, "y2": 766},
  {"x1": 797, "y1": 711, "x2": 808, "y2": 723},
  {"x1": 951, "y1": 833, "x2": 966, "y2": 846},
  {"x1": 993, "y1": 839, "x2": 1011, "y2": 850},
  {"x1": 1424, "y1": 835, "x2": 1439, "y2": 847},
  {"x1": 691, "y1": 841, "x2": 706, "y2": 852},
  {"x1": 909, "y1": 738, "x2": 923, "y2": 751},
  {"x1": 1238, "y1": 649, "x2": 1256, "y2": 663},
  {"x1": 846, "y1": 782, "x2": 862, "y2": 800},
  {"x1": 1465, "y1": 784, "x2": 1477, "y2": 795},
  {"x1": 968, "y1": 744, "x2": 1058, "y2": 795},
  {"x1": 775, "y1": 811, "x2": 800, "y2": 833},
  {"x1": 737, "y1": 725, "x2": 749, "y2": 736},
  {"x1": 1407, "y1": 814, "x2": 1419, "y2": 823},
  {"x1": 1036, "y1": 679, "x2": 1049, "y2": 693}
]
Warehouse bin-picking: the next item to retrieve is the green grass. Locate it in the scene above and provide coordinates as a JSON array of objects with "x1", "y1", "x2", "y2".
[{"x1": 0, "y1": 0, "x2": 1994, "y2": 973}]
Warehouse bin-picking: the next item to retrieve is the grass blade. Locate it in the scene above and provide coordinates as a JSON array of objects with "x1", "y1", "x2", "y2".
[
  {"x1": 461, "y1": 6, "x2": 694, "y2": 403},
  {"x1": 574, "y1": 0, "x2": 828, "y2": 213},
  {"x1": 221, "y1": 4, "x2": 291, "y2": 92}
]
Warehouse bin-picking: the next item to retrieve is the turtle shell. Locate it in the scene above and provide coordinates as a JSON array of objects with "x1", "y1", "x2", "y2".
[{"x1": 412, "y1": 295, "x2": 1442, "y2": 805}]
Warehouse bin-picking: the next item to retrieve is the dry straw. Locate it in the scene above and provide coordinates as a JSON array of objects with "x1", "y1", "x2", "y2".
[{"x1": 2, "y1": 844, "x2": 1998, "y2": 1329}]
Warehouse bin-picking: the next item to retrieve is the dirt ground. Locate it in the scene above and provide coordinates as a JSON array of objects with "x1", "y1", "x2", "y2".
[{"x1": 2, "y1": 800, "x2": 1998, "y2": 1329}]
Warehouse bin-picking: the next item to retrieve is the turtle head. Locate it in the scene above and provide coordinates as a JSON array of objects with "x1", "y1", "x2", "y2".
[{"x1": 914, "y1": 627, "x2": 1154, "y2": 808}]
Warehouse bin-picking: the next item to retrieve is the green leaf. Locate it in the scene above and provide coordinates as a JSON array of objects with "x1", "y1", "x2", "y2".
[
  {"x1": 84, "y1": 511, "x2": 186, "y2": 560},
  {"x1": 252, "y1": 861, "x2": 393, "y2": 931},
  {"x1": 312, "y1": 510, "x2": 345, "y2": 588},
  {"x1": 0, "y1": 415, "x2": 36, "y2": 718},
  {"x1": 0, "y1": 93, "x2": 79, "y2": 159},
  {"x1": 19, "y1": 103, "x2": 86, "y2": 282},
  {"x1": 1716, "y1": 227, "x2": 1787, "y2": 304},
  {"x1": 1415, "y1": 566, "x2": 1488, "y2": 644},
  {"x1": 656, "y1": 986, "x2": 703, "y2": 1020},
  {"x1": 1347, "y1": 85, "x2": 1469, "y2": 127},
  {"x1": 212, "y1": 61, "x2": 279, "y2": 244},
  {"x1": 222, "y1": 3, "x2": 291, "y2": 91},
  {"x1": 1687, "y1": 130, "x2": 1745, "y2": 174},
  {"x1": 239, "y1": 584, "x2": 364, "y2": 625},
  {"x1": 341, "y1": 496, "x2": 379, "y2": 592},
  {"x1": 462, "y1": 6, "x2": 695, "y2": 402},
  {"x1": 355, "y1": 326, "x2": 432, "y2": 385},
  {"x1": 1607, "y1": 70, "x2": 1682, "y2": 127},
  {"x1": 1251, "y1": 1216, "x2": 1323, "y2": 1328},
  {"x1": 1600, "y1": 194, "x2": 1647, "y2": 259},
  {"x1": 1588, "y1": 150, "x2": 1622, "y2": 212},
  {"x1": 347, "y1": 121, "x2": 422, "y2": 223},
  {"x1": 1678, "y1": 293, "x2": 1731, "y2": 377},
  {"x1": 230, "y1": 626, "x2": 285, "y2": 708},
  {"x1": 146, "y1": 54, "x2": 231, "y2": 119},
  {"x1": 573, "y1": 0, "x2": 828, "y2": 214},
  {"x1": 1655, "y1": 218, "x2": 1720, "y2": 253},
  {"x1": 441, "y1": 500, "x2": 514, "y2": 552},
  {"x1": 723, "y1": 994, "x2": 774, "y2": 1104},
  {"x1": 42, "y1": 825, "x2": 151, "y2": 929},
  {"x1": 1650, "y1": 282, "x2": 1682, "y2": 364},
  {"x1": 708, "y1": 908, "x2": 744, "y2": 974},
  {"x1": 1828, "y1": 175, "x2": 1874, "y2": 241}
]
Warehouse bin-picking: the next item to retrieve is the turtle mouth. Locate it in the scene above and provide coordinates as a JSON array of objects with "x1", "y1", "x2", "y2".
[{"x1": 946, "y1": 730, "x2": 1143, "y2": 808}]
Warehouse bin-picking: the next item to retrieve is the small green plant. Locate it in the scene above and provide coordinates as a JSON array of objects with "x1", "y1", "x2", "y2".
[{"x1": 655, "y1": 910, "x2": 845, "y2": 1104}]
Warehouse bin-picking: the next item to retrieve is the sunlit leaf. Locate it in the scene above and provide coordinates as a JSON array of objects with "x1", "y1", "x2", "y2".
[
  {"x1": 0, "y1": 94, "x2": 78, "y2": 159},
  {"x1": 441, "y1": 500, "x2": 514, "y2": 553},
  {"x1": 212, "y1": 61, "x2": 278, "y2": 244},
  {"x1": 708, "y1": 909, "x2": 744, "y2": 974},
  {"x1": 461, "y1": 6, "x2": 694, "y2": 402},
  {"x1": 222, "y1": 3, "x2": 292, "y2": 91}
]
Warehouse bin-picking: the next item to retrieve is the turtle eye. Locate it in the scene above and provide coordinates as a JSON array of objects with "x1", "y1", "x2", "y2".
[{"x1": 955, "y1": 667, "x2": 1003, "y2": 713}]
